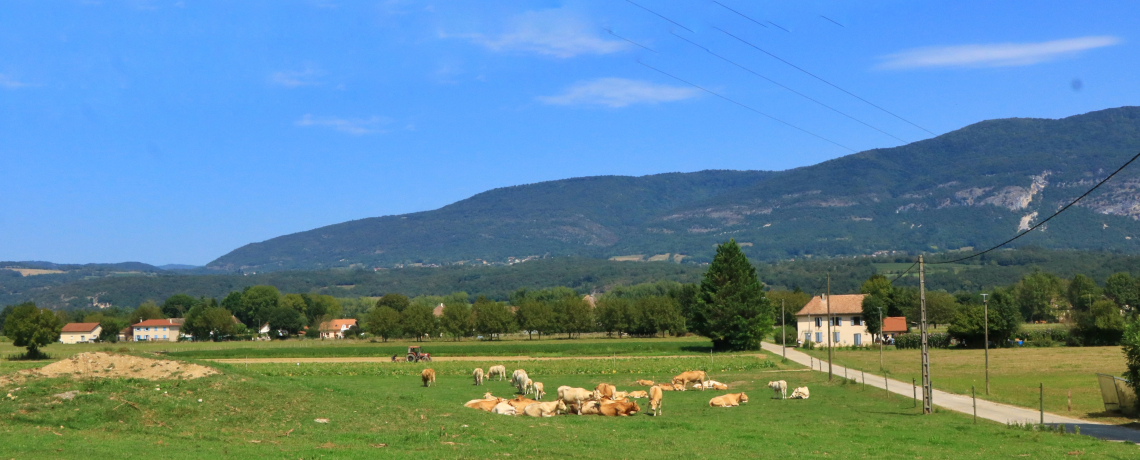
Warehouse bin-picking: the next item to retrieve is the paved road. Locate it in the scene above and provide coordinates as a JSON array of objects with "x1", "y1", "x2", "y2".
[{"x1": 760, "y1": 342, "x2": 1140, "y2": 444}]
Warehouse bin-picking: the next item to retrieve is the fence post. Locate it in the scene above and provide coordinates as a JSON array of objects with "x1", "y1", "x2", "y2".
[
  {"x1": 1040, "y1": 383, "x2": 1044, "y2": 425},
  {"x1": 913, "y1": 379, "x2": 917, "y2": 408},
  {"x1": 861, "y1": 369, "x2": 865, "y2": 390},
  {"x1": 1068, "y1": 389, "x2": 1071, "y2": 413},
  {"x1": 885, "y1": 376, "x2": 889, "y2": 398},
  {"x1": 972, "y1": 386, "x2": 976, "y2": 424}
]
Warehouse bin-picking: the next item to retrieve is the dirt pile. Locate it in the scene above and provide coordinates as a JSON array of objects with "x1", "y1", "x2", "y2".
[{"x1": 1, "y1": 352, "x2": 218, "y2": 386}]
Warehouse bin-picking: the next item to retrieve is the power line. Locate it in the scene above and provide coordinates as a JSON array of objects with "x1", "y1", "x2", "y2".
[
  {"x1": 930, "y1": 150, "x2": 1140, "y2": 265},
  {"x1": 625, "y1": 0, "x2": 694, "y2": 33},
  {"x1": 710, "y1": 0, "x2": 766, "y2": 28},
  {"x1": 819, "y1": 15, "x2": 844, "y2": 27},
  {"x1": 890, "y1": 261, "x2": 919, "y2": 284},
  {"x1": 638, "y1": 61, "x2": 854, "y2": 152},
  {"x1": 604, "y1": 28, "x2": 657, "y2": 53},
  {"x1": 669, "y1": 31, "x2": 908, "y2": 143},
  {"x1": 767, "y1": 21, "x2": 790, "y2": 33},
  {"x1": 714, "y1": 26, "x2": 936, "y2": 136}
]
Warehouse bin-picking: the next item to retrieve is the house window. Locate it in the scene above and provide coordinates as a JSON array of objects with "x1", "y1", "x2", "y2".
[
  {"x1": 854, "y1": 333, "x2": 862, "y2": 346},
  {"x1": 814, "y1": 317, "x2": 822, "y2": 328},
  {"x1": 853, "y1": 316, "x2": 863, "y2": 326},
  {"x1": 814, "y1": 332, "x2": 822, "y2": 343},
  {"x1": 80, "y1": 336, "x2": 85, "y2": 341},
  {"x1": 832, "y1": 317, "x2": 842, "y2": 326},
  {"x1": 834, "y1": 332, "x2": 841, "y2": 343}
]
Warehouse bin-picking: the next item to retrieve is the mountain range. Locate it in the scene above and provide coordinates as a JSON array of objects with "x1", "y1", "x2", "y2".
[{"x1": 205, "y1": 107, "x2": 1140, "y2": 272}]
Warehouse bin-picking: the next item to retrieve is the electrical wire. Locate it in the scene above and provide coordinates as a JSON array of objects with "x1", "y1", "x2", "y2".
[
  {"x1": 669, "y1": 31, "x2": 907, "y2": 143},
  {"x1": 710, "y1": 0, "x2": 766, "y2": 28},
  {"x1": 625, "y1": 0, "x2": 694, "y2": 33},
  {"x1": 638, "y1": 61, "x2": 854, "y2": 152},
  {"x1": 889, "y1": 261, "x2": 919, "y2": 284},
  {"x1": 929, "y1": 150, "x2": 1140, "y2": 265},
  {"x1": 604, "y1": 28, "x2": 658, "y2": 53},
  {"x1": 714, "y1": 26, "x2": 936, "y2": 136}
]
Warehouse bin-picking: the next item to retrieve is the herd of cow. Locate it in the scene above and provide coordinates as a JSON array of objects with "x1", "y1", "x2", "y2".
[{"x1": 418, "y1": 365, "x2": 810, "y2": 418}]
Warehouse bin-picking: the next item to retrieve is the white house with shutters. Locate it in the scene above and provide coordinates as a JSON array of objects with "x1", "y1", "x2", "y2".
[{"x1": 795, "y1": 294, "x2": 870, "y2": 347}]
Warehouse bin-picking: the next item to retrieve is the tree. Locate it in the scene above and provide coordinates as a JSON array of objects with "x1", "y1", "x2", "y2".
[
  {"x1": 439, "y1": 300, "x2": 473, "y2": 341},
  {"x1": 473, "y1": 296, "x2": 516, "y2": 340},
  {"x1": 266, "y1": 307, "x2": 306, "y2": 338},
  {"x1": 365, "y1": 306, "x2": 401, "y2": 342},
  {"x1": 3, "y1": 302, "x2": 63, "y2": 358},
  {"x1": 375, "y1": 293, "x2": 411, "y2": 312},
  {"x1": 241, "y1": 285, "x2": 281, "y2": 326},
  {"x1": 515, "y1": 300, "x2": 555, "y2": 340},
  {"x1": 1122, "y1": 316, "x2": 1140, "y2": 412},
  {"x1": 221, "y1": 291, "x2": 246, "y2": 323},
  {"x1": 130, "y1": 301, "x2": 166, "y2": 323},
  {"x1": 861, "y1": 295, "x2": 889, "y2": 336},
  {"x1": 595, "y1": 296, "x2": 633, "y2": 337},
  {"x1": 629, "y1": 296, "x2": 686, "y2": 337},
  {"x1": 1072, "y1": 300, "x2": 1126, "y2": 346},
  {"x1": 553, "y1": 295, "x2": 593, "y2": 339},
  {"x1": 401, "y1": 303, "x2": 438, "y2": 341},
  {"x1": 162, "y1": 294, "x2": 197, "y2": 318},
  {"x1": 1015, "y1": 271, "x2": 1063, "y2": 322},
  {"x1": 1067, "y1": 274, "x2": 1101, "y2": 312},
  {"x1": 949, "y1": 287, "x2": 1022, "y2": 347},
  {"x1": 1105, "y1": 272, "x2": 1139, "y2": 310},
  {"x1": 98, "y1": 317, "x2": 128, "y2": 343},
  {"x1": 185, "y1": 303, "x2": 237, "y2": 341},
  {"x1": 279, "y1": 293, "x2": 307, "y2": 316},
  {"x1": 692, "y1": 240, "x2": 774, "y2": 351},
  {"x1": 925, "y1": 291, "x2": 959, "y2": 329}
]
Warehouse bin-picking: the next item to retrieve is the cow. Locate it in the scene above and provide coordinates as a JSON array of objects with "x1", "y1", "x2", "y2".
[
  {"x1": 768, "y1": 380, "x2": 787, "y2": 399},
  {"x1": 506, "y1": 395, "x2": 539, "y2": 412},
  {"x1": 487, "y1": 365, "x2": 507, "y2": 381},
  {"x1": 593, "y1": 383, "x2": 616, "y2": 400},
  {"x1": 421, "y1": 368, "x2": 436, "y2": 387},
  {"x1": 568, "y1": 400, "x2": 602, "y2": 415},
  {"x1": 473, "y1": 368, "x2": 485, "y2": 386},
  {"x1": 790, "y1": 386, "x2": 810, "y2": 399},
  {"x1": 599, "y1": 400, "x2": 640, "y2": 416},
  {"x1": 512, "y1": 370, "x2": 530, "y2": 394},
  {"x1": 557, "y1": 386, "x2": 596, "y2": 415},
  {"x1": 492, "y1": 401, "x2": 517, "y2": 415},
  {"x1": 627, "y1": 390, "x2": 649, "y2": 399},
  {"x1": 649, "y1": 385, "x2": 663, "y2": 416},
  {"x1": 612, "y1": 390, "x2": 628, "y2": 400},
  {"x1": 708, "y1": 392, "x2": 748, "y2": 407},
  {"x1": 524, "y1": 378, "x2": 535, "y2": 396},
  {"x1": 533, "y1": 382, "x2": 546, "y2": 400},
  {"x1": 672, "y1": 371, "x2": 710, "y2": 390},
  {"x1": 655, "y1": 383, "x2": 684, "y2": 392},
  {"x1": 636, "y1": 379, "x2": 655, "y2": 386},
  {"x1": 522, "y1": 400, "x2": 567, "y2": 417},
  {"x1": 465, "y1": 393, "x2": 505, "y2": 412}
]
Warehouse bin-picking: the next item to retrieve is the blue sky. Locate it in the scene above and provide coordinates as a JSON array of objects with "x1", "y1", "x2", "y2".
[{"x1": 1, "y1": 0, "x2": 1137, "y2": 266}]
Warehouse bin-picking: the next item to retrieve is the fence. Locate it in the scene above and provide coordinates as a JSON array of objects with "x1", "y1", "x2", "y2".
[{"x1": 1095, "y1": 373, "x2": 1137, "y2": 416}]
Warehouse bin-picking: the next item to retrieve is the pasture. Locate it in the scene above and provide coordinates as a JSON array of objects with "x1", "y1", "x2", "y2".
[
  {"x1": 2, "y1": 351, "x2": 1136, "y2": 458},
  {"x1": 802, "y1": 346, "x2": 1130, "y2": 423}
]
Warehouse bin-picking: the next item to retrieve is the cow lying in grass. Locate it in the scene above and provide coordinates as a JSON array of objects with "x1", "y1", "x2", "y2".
[
  {"x1": 464, "y1": 392, "x2": 503, "y2": 411},
  {"x1": 627, "y1": 390, "x2": 649, "y2": 399},
  {"x1": 557, "y1": 386, "x2": 596, "y2": 415},
  {"x1": 593, "y1": 383, "x2": 616, "y2": 400},
  {"x1": 709, "y1": 392, "x2": 748, "y2": 407},
  {"x1": 599, "y1": 400, "x2": 640, "y2": 416},
  {"x1": 692, "y1": 380, "x2": 728, "y2": 390},
  {"x1": 768, "y1": 380, "x2": 787, "y2": 399},
  {"x1": 506, "y1": 395, "x2": 538, "y2": 412},
  {"x1": 492, "y1": 401, "x2": 516, "y2": 415},
  {"x1": 655, "y1": 383, "x2": 685, "y2": 392},
  {"x1": 522, "y1": 400, "x2": 567, "y2": 417},
  {"x1": 636, "y1": 379, "x2": 655, "y2": 386},
  {"x1": 790, "y1": 387, "x2": 810, "y2": 399}
]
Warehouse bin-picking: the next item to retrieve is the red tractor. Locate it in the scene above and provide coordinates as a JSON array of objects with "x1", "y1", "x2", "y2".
[{"x1": 406, "y1": 346, "x2": 432, "y2": 363}]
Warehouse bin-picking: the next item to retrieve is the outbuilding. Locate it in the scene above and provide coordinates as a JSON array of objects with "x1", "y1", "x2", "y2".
[{"x1": 60, "y1": 323, "x2": 102, "y2": 344}]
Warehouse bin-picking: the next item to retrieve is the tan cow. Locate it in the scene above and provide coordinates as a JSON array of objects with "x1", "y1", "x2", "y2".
[
  {"x1": 649, "y1": 385, "x2": 663, "y2": 416},
  {"x1": 558, "y1": 386, "x2": 596, "y2": 415},
  {"x1": 506, "y1": 395, "x2": 538, "y2": 412},
  {"x1": 492, "y1": 401, "x2": 517, "y2": 415},
  {"x1": 655, "y1": 383, "x2": 684, "y2": 392},
  {"x1": 672, "y1": 371, "x2": 709, "y2": 390},
  {"x1": 636, "y1": 379, "x2": 655, "y2": 386},
  {"x1": 464, "y1": 392, "x2": 502, "y2": 411},
  {"x1": 627, "y1": 390, "x2": 649, "y2": 399},
  {"x1": 568, "y1": 400, "x2": 602, "y2": 415},
  {"x1": 593, "y1": 383, "x2": 616, "y2": 400},
  {"x1": 524, "y1": 378, "x2": 535, "y2": 396},
  {"x1": 694, "y1": 380, "x2": 729, "y2": 390},
  {"x1": 473, "y1": 368, "x2": 485, "y2": 386},
  {"x1": 421, "y1": 368, "x2": 436, "y2": 387},
  {"x1": 533, "y1": 382, "x2": 546, "y2": 400},
  {"x1": 487, "y1": 365, "x2": 507, "y2": 381},
  {"x1": 599, "y1": 400, "x2": 640, "y2": 416},
  {"x1": 709, "y1": 392, "x2": 749, "y2": 407},
  {"x1": 768, "y1": 380, "x2": 787, "y2": 399},
  {"x1": 522, "y1": 400, "x2": 567, "y2": 417},
  {"x1": 790, "y1": 386, "x2": 810, "y2": 399},
  {"x1": 612, "y1": 390, "x2": 628, "y2": 400}
]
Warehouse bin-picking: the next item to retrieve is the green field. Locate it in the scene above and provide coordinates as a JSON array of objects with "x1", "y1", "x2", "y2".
[
  {"x1": 802, "y1": 346, "x2": 1131, "y2": 423},
  {"x1": 2, "y1": 351, "x2": 1136, "y2": 458}
]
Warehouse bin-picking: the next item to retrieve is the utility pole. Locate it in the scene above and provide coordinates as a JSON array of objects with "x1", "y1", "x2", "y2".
[
  {"x1": 827, "y1": 274, "x2": 833, "y2": 381},
  {"x1": 920, "y1": 255, "x2": 931, "y2": 414},
  {"x1": 982, "y1": 293, "x2": 990, "y2": 395},
  {"x1": 878, "y1": 305, "x2": 883, "y2": 372},
  {"x1": 781, "y1": 299, "x2": 786, "y2": 360}
]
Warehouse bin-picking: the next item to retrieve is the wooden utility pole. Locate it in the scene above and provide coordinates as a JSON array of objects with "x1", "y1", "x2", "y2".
[
  {"x1": 781, "y1": 299, "x2": 786, "y2": 360},
  {"x1": 982, "y1": 293, "x2": 990, "y2": 395},
  {"x1": 826, "y1": 274, "x2": 833, "y2": 381},
  {"x1": 920, "y1": 255, "x2": 931, "y2": 414},
  {"x1": 878, "y1": 305, "x2": 883, "y2": 372}
]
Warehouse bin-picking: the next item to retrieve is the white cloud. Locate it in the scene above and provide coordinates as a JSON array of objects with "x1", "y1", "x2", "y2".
[
  {"x1": 448, "y1": 9, "x2": 628, "y2": 58},
  {"x1": 880, "y1": 36, "x2": 1120, "y2": 69},
  {"x1": 538, "y1": 78, "x2": 699, "y2": 108},
  {"x1": 270, "y1": 65, "x2": 325, "y2": 87},
  {"x1": 295, "y1": 114, "x2": 388, "y2": 135},
  {"x1": 0, "y1": 74, "x2": 28, "y2": 89}
]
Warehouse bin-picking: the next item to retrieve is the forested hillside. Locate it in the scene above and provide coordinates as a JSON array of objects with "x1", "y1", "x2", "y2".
[{"x1": 208, "y1": 107, "x2": 1140, "y2": 272}]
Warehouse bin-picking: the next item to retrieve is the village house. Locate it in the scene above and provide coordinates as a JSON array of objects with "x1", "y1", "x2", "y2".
[
  {"x1": 132, "y1": 318, "x2": 184, "y2": 342},
  {"x1": 319, "y1": 319, "x2": 358, "y2": 339},
  {"x1": 795, "y1": 294, "x2": 870, "y2": 347},
  {"x1": 883, "y1": 316, "x2": 909, "y2": 339},
  {"x1": 59, "y1": 322, "x2": 102, "y2": 344}
]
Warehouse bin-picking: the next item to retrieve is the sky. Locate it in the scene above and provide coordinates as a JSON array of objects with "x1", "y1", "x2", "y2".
[{"x1": 1, "y1": 0, "x2": 1138, "y2": 266}]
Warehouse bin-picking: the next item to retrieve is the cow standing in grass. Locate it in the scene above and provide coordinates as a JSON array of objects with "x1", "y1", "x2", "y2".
[
  {"x1": 488, "y1": 365, "x2": 507, "y2": 381},
  {"x1": 473, "y1": 368, "x2": 485, "y2": 386},
  {"x1": 649, "y1": 385, "x2": 663, "y2": 416},
  {"x1": 421, "y1": 369, "x2": 436, "y2": 387},
  {"x1": 768, "y1": 380, "x2": 787, "y2": 399}
]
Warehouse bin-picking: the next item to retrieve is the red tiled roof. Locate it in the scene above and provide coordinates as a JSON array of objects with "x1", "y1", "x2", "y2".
[
  {"x1": 795, "y1": 294, "x2": 866, "y2": 316},
  {"x1": 883, "y1": 316, "x2": 908, "y2": 333},
  {"x1": 320, "y1": 319, "x2": 357, "y2": 332},
  {"x1": 61, "y1": 322, "x2": 100, "y2": 333},
  {"x1": 132, "y1": 318, "x2": 183, "y2": 327},
  {"x1": 432, "y1": 304, "x2": 444, "y2": 317}
]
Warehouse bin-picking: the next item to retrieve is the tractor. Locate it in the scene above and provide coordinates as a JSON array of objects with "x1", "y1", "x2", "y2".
[{"x1": 406, "y1": 346, "x2": 432, "y2": 363}]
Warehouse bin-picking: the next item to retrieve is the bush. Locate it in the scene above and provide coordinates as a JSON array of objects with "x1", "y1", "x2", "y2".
[
  {"x1": 772, "y1": 325, "x2": 797, "y2": 346},
  {"x1": 1019, "y1": 327, "x2": 1070, "y2": 346},
  {"x1": 895, "y1": 332, "x2": 950, "y2": 349}
]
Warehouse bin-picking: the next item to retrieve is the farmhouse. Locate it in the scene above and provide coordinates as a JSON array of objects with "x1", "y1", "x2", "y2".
[
  {"x1": 796, "y1": 294, "x2": 869, "y2": 347},
  {"x1": 60, "y1": 322, "x2": 102, "y2": 344},
  {"x1": 319, "y1": 318, "x2": 358, "y2": 339},
  {"x1": 132, "y1": 318, "x2": 183, "y2": 342},
  {"x1": 882, "y1": 316, "x2": 909, "y2": 338}
]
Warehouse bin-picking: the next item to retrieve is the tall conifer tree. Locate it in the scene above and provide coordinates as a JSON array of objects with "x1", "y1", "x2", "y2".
[{"x1": 694, "y1": 239, "x2": 773, "y2": 350}]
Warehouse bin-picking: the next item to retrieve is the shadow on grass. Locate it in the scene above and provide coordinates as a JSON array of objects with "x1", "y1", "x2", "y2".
[{"x1": 5, "y1": 349, "x2": 51, "y2": 361}]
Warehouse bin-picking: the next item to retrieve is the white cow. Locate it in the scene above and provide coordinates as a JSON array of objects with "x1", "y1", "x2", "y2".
[
  {"x1": 487, "y1": 365, "x2": 507, "y2": 381},
  {"x1": 768, "y1": 380, "x2": 787, "y2": 399},
  {"x1": 790, "y1": 386, "x2": 810, "y2": 399},
  {"x1": 512, "y1": 369, "x2": 530, "y2": 394},
  {"x1": 492, "y1": 401, "x2": 517, "y2": 415}
]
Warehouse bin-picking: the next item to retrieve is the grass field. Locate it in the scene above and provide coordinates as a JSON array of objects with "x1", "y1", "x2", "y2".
[
  {"x1": 801, "y1": 346, "x2": 1130, "y2": 423},
  {"x1": 2, "y1": 351, "x2": 1134, "y2": 459}
]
